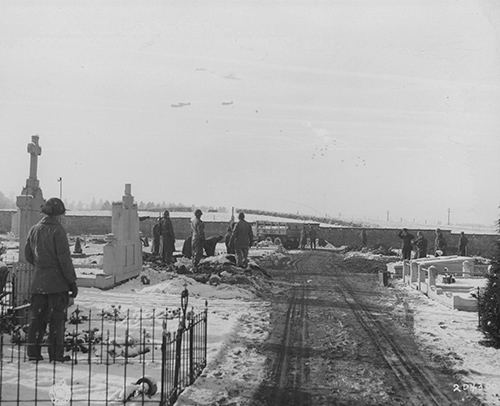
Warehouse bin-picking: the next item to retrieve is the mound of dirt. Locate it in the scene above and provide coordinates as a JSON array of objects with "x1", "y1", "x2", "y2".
[{"x1": 341, "y1": 252, "x2": 397, "y2": 274}]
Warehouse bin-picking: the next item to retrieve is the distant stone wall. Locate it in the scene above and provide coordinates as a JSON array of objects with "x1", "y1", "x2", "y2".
[
  {"x1": 0, "y1": 210, "x2": 15, "y2": 233},
  {"x1": 57, "y1": 214, "x2": 228, "y2": 240},
  {"x1": 319, "y1": 227, "x2": 498, "y2": 258},
  {"x1": 2, "y1": 209, "x2": 496, "y2": 258},
  {"x1": 61, "y1": 215, "x2": 111, "y2": 235}
]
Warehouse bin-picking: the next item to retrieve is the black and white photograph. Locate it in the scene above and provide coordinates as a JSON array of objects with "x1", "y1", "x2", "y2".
[{"x1": 1, "y1": 1, "x2": 500, "y2": 405}]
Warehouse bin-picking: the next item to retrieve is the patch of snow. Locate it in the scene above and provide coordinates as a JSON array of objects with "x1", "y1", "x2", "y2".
[{"x1": 401, "y1": 282, "x2": 500, "y2": 405}]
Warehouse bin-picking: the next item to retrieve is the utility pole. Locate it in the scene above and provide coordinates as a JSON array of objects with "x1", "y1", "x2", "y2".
[
  {"x1": 386, "y1": 210, "x2": 390, "y2": 222},
  {"x1": 447, "y1": 208, "x2": 451, "y2": 225},
  {"x1": 57, "y1": 177, "x2": 63, "y2": 200}
]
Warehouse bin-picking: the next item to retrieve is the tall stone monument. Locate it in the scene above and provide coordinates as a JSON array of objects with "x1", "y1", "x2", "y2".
[
  {"x1": 102, "y1": 184, "x2": 142, "y2": 285},
  {"x1": 15, "y1": 135, "x2": 45, "y2": 263}
]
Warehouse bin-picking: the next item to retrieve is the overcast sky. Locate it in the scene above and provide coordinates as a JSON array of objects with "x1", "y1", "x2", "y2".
[{"x1": 1, "y1": 0, "x2": 499, "y2": 226}]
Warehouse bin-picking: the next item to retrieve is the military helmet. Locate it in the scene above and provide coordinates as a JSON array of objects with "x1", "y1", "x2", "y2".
[{"x1": 41, "y1": 197, "x2": 66, "y2": 216}]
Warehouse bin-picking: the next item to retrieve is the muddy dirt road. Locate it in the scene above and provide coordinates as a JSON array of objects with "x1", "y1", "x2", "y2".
[{"x1": 252, "y1": 251, "x2": 483, "y2": 406}]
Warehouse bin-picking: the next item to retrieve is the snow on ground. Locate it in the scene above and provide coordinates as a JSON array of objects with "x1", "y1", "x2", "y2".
[
  {"x1": 0, "y1": 236, "x2": 272, "y2": 405},
  {"x1": 175, "y1": 303, "x2": 271, "y2": 406},
  {"x1": 1, "y1": 272, "x2": 268, "y2": 405},
  {"x1": 399, "y1": 281, "x2": 500, "y2": 405}
]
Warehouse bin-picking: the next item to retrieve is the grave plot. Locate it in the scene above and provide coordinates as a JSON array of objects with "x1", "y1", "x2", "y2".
[
  {"x1": 393, "y1": 256, "x2": 490, "y2": 311},
  {"x1": 76, "y1": 184, "x2": 142, "y2": 290}
]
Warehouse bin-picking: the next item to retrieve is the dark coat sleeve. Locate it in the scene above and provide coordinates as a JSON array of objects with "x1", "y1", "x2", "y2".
[
  {"x1": 248, "y1": 225, "x2": 254, "y2": 246},
  {"x1": 24, "y1": 228, "x2": 35, "y2": 266},
  {"x1": 54, "y1": 225, "x2": 77, "y2": 285}
]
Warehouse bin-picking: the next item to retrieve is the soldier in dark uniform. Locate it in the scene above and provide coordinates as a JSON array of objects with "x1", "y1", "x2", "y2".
[
  {"x1": 191, "y1": 209, "x2": 205, "y2": 268},
  {"x1": 25, "y1": 198, "x2": 78, "y2": 362},
  {"x1": 413, "y1": 231, "x2": 428, "y2": 258},
  {"x1": 398, "y1": 228, "x2": 415, "y2": 260},
  {"x1": 360, "y1": 229, "x2": 368, "y2": 247},
  {"x1": 299, "y1": 225, "x2": 306, "y2": 250},
  {"x1": 458, "y1": 232, "x2": 468, "y2": 256},
  {"x1": 159, "y1": 210, "x2": 175, "y2": 264},
  {"x1": 151, "y1": 220, "x2": 160, "y2": 256},
  {"x1": 434, "y1": 228, "x2": 447, "y2": 256},
  {"x1": 230, "y1": 212, "x2": 254, "y2": 267}
]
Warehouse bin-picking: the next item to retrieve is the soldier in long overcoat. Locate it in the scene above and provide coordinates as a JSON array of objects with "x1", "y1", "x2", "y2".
[
  {"x1": 191, "y1": 209, "x2": 205, "y2": 268},
  {"x1": 25, "y1": 198, "x2": 78, "y2": 362},
  {"x1": 458, "y1": 232, "x2": 468, "y2": 256},
  {"x1": 230, "y1": 212, "x2": 254, "y2": 267},
  {"x1": 159, "y1": 210, "x2": 175, "y2": 264},
  {"x1": 398, "y1": 228, "x2": 415, "y2": 260}
]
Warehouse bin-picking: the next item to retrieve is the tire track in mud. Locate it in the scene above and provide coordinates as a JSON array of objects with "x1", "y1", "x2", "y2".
[
  {"x1": 254, "y1": 256, "x2": 312, "y2": 406},
  {"x1": 254, "y1": 252, "x2": 481, "y2": 405},
  {"x1": 336, "y1": 278, "x2": 453, "y2": 405}
]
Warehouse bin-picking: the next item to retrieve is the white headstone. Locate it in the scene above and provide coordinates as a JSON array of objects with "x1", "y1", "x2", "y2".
[{"x1": 103, "y1": 184, "x2": 142, "y2": 284}]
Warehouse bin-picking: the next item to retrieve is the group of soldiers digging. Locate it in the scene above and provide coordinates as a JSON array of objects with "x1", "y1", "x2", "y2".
[
  {"x1": 398, "y1": 228, "x2": 469, "y2": 260},
  {"x1": 151, "y1": 209, "x2": 254, "y2": 269}
]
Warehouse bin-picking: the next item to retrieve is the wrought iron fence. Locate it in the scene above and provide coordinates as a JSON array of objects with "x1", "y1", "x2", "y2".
[
  {"x1": 0, "y1": 263, "x2": 32, "y2": 327},
  {"x1": 160, "y1": 288, "x2": 208, "y2": 406},
  {"x1": 0, "y1": 286, "x2": 208, "y2": 405}
]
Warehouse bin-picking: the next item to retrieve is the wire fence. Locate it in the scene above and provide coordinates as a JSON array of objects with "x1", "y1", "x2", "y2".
[{"x1": 0, "y1": 287, "x2": 208, "y2": 405}]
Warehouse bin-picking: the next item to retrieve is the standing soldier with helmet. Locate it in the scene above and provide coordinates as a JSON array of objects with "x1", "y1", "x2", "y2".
[
  {"x1": 398, "y1": 228, "x2": 415, "y2": 260},
  {"x1": 25, "y1": 197, "x2": 78, "y2": 362},
  {"x1": 191, "y1": 209, "x2": 205, "y2": 268},
  {"x1": 230, "y1": 212, "x2": 254, "y2": 268}
]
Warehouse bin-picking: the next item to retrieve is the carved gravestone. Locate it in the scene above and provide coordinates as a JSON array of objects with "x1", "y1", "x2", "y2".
[
  {"x1": 14, "y1": 135, "x2": 45, "y2": 263},
  {"x1": 102, "y1": 184, "x2": 142, "y2": 284},
  {"x1": 11, "y1": 136, "x2": 46, "y2": 309}
]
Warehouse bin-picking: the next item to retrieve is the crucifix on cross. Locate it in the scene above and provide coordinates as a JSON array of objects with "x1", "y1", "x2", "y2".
[{"x1": 27, "y1": 135, "x2": 42, "y2": 180}]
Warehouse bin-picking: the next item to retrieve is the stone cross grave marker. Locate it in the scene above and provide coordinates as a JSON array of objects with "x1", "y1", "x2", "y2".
[{"x1": 16, "y1": 135, "x2": 45, "y2": 263}]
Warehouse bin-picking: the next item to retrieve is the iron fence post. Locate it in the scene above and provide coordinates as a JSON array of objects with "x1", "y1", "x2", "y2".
[
  {"x1": 204, "y1": 300, "x2": 208, "y2": 366},
  {"x1": 0, "y1": 334, "x2": 3, "y2": 403},
  {"x1": 477, "y1": 287, "x2": 481, "y2": 329},
  {"x1": 160, "y1": 319, "x2": 167, "y2": 406},
  {"x1": 189, "y1": 318, "x2": 194, "y2": 384}
]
